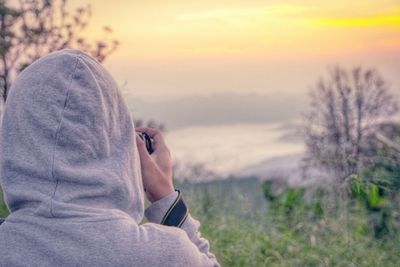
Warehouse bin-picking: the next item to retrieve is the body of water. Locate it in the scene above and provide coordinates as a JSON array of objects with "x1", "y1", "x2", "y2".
[{"x1": 165, "y1": 122, "x2": 304, "y2": 178}]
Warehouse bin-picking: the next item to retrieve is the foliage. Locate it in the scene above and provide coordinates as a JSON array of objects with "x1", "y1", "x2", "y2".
[
  {"x1": 303, "y1": 66, "x2": 399, "y2": 181},
  {"x1": 0, "y1": 0, "x2": 119, "y2": 101},
  {"x1": 178, "y1": 178, "x2": 400, "y2": 267},
  {"x1": 0, "y1": 187, "x2": 9, "y2": 217},
  {"x1": 1, "y1": 176, "x2": 399, "y2": 266},
  {"x1": 133, "y1": 118, "x2": 165, "y2": 132}
]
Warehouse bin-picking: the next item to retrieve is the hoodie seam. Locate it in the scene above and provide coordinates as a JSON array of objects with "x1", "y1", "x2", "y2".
[{"x1": 49, "y1": 52, "x2": 80, "y2": 218}]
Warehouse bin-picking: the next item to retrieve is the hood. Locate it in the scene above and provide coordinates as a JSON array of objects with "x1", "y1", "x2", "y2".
[{"x1": 0, "y1": 49, "x2": 144, "y2": 222}]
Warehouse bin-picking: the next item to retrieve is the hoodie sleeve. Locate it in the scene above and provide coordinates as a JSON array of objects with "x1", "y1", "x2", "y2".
[{"x1": 144, "y1": 191, "x2": 221, "y2": 267}]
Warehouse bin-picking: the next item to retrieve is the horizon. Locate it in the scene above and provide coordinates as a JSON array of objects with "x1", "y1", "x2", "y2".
[
  {"x1": 1, "y1": 2, "x2": 400, "y2": 266},
  {"x1": 65, "y1": 0, "x2": 400, "y2": 101},
  {"x1": 6, "y1": 0, "x2": 400, "y2": 177}
]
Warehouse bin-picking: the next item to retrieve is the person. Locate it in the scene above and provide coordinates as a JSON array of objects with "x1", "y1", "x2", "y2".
[{"x1": 0, "y1": 49, "x2": 220, "y2": 267}]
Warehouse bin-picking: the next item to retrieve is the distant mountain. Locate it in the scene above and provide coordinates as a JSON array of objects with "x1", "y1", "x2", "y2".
[
  {"x1": 235, "y1": 153, "x2": 304, "y2": 183},
  {"x1": 124, "y1": 92, "x2": 308, "y2": 130},
  {"x1": 235, "y1": 152, "x2": 333, "y2": 187}
]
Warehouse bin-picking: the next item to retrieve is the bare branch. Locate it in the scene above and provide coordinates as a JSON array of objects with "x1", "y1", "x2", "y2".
[
  {"x1": 302, "y1": 66, "x2": 399, "y2": 182},
  {"x1": 0, "y1": 0, "x2": 119, "y2": 101}
]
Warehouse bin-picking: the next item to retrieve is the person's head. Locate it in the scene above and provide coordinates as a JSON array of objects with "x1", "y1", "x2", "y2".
[{"x1": 0, "y1": 49, "x2": 144, "y2": 221}]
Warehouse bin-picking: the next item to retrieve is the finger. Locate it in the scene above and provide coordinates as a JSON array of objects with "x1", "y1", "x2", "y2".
[
  {"x1": 135, "y1": 127, "x2": 166, "y2": 146},
  {"x1": 135, "y1": 127, "x2": 162, "y2": 139},
  {"x1": 135, "y1": 133, "x2": 151, "y2": 158}
]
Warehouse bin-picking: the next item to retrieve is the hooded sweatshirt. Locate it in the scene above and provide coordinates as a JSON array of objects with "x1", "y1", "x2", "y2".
[{"x1": 0, "y1": 49, "x2": 220, "y2": 267}]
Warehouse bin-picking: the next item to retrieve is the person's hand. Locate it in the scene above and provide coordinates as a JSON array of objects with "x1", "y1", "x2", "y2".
[{"x1": 135, "y1": 127, "x2": 174, "y2": 203}]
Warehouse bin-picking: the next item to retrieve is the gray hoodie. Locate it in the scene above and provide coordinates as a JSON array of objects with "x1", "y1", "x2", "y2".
[{"x1": 0, "y1": 50, "x2": 220, "y2": 267}]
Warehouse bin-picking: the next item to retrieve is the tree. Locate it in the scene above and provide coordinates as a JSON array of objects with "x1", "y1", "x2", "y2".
[
  {"x1": 303, "y1": 66, "x2": 399, "y2": 182},
  {"x1": 133, "y1": 118, "x2": 165, "y2": 132},
  {"x1": 0, "y1": 0, "x2": 119, "y2": 102}
]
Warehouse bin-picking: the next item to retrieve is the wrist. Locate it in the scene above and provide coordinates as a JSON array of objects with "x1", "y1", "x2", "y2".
[
  {"x1": 148, "y1": 182, "x2": 174, "y2": 203},
  {"x1": 144, "y1": 189, "x2": 189, "y2": 227},
  {"x1": 160, "y1": 189, "x2": 188, "y2": 227}
]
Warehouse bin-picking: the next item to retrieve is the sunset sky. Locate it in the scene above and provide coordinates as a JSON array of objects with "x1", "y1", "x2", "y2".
[
  {"x1": 6, "y1": 0, "x2": 399, "y2": 175},
  {"x1": 68, "y1": 0, "x2": 400, "y2": 100}
]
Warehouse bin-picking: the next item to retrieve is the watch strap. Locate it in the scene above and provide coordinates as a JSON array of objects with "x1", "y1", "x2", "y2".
[{"x1": 161, "y1": 189, "x2": 188, "y2": 227}]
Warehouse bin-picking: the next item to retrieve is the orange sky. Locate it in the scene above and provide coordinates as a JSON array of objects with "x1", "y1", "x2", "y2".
[{"x1": 69, "y1": 0, "x2": 400, "y2": 100}]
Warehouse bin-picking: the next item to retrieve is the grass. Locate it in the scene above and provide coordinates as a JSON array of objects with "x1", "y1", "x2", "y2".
[
  {"x1": 1, "y1": 178, "x2": 399, "y2": 266},
  {"x1": 0, "y1": 188, "x2": 9, "y2": 218},
  {"x1": 177, "y1": 178, "x2": 400, "y2": 267}
]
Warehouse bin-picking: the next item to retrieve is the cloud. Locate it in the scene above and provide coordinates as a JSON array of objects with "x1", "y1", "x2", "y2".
[
  {"x1": 176, "y1": 5, "x2": 309, "y2": 21},
  {"x1": 175, "y1": 4, "x2": 400, "y2": 28},
  {"x1": 311, "y1": 13, "x2": 400, "y2": 27}
]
